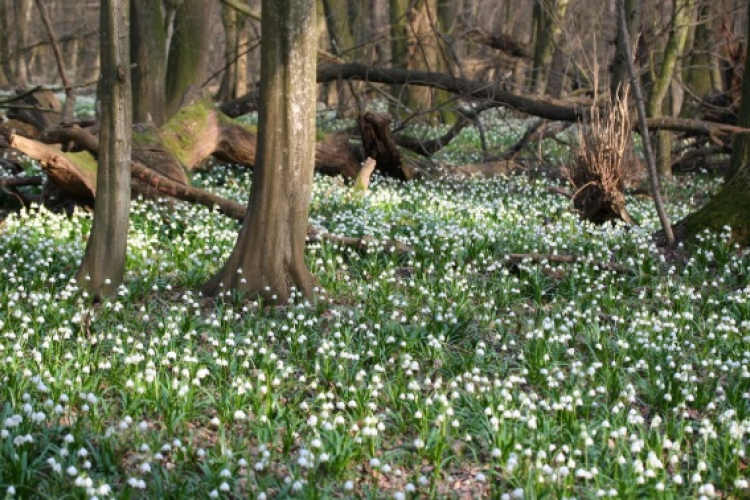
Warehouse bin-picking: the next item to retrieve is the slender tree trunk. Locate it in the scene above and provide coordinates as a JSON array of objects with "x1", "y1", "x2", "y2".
[
  {"x1": 0, "y1": 0, "x2": 11, "y2": 87},
  {"x1": 322, "y1": 0, "x2": 356, "y2": 56},
  {"x1": 390, "y1": 0, "x2": 411, "y2": 113},
  {"x1": 530, "y1": 0, "x2": 570, "y2": 95},
  {"x1": 685, "y1": 1, "x2": 719, "y2": 100},
  {"x1": 165, "y1": 0, "x2": 211, "y2": 117},
  {"x1": 371, "y1": 0, "x2": 390, "y2": 66},
  {"x1": 35, "y1": 0, "x2": 76, "y2": 123},
  {"x1": 75, "y1": 0, "x2": 132, "y2": 298},
  {"x1": 404, "y1": 0, "x2": 443, "y2": 119},
  {"x1": 14, "y1": 0, "x2": 33, "y2": 86},
  {"x1": 203, "y1": 0, "x2": 318, "y2": 304},
  {"x1": 647, "y1": 0, "x2": 694, "y2": 181},
  {"x1": 131, "y1": 0, "x2": 166, "y2": 125},
  {"x1": 321, "y1": 0, "x2": 356, "y2": 115},
  {"x1": 610, "y1": 0, "x2": 641, "y2": 98},
  {"x1": 617, "y1": 0, "x2": 675, "y2": 246},
  {"x1": 218, "y1": 3, "x2": 239, "y2": 101},
  {"x1": 435, "y1": 0, "x2": 458, "y2": 123}
]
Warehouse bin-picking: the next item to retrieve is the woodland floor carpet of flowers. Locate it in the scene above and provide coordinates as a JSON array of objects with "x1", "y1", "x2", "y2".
[{"x1": 1, "y1": 122, "x2": 749, "y2": 499}]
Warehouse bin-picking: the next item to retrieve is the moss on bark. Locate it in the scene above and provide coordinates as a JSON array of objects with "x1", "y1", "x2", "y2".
[{"x1": 671, "y1": 173, "x2": 750, "y2": 245}]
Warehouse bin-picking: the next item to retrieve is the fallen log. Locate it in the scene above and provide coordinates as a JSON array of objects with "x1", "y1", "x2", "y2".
[
  {"x1": 223, "y1": 63, "x2": 750, "y2": 138},
  {"x1": 0, "y1": 176, "x2": 43, "y2": 188},
  {"x1": 10, "y1": 133, "x2": 414, "y2": 254},
  {"x1": 503, "y1": 253, "x2": 631, "y2": 274}
]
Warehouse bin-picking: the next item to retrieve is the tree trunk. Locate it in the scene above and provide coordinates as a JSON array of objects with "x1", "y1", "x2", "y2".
[
  {"x1": 217, "y1": 3, "x2": 248, "y2": 102},
  {"x1": 390, "y1": 0, "x2": 410, "y2": 113},
  {"x1": 658, "y1": 0, "x2": 750, "y2": 245},
  {"x1": 610, "y1": 0, "x2": 641, "y2": 99},
  {"x1": 684, "y1": 2, "x2": 717, "y2": 101},
  {"x1": 203, "y1": 0, "x2": 318, "y2": 303},
  {"x1": 76, "y1": 0, "x2": 132, "y2": 298},
  {"x1": 647, "y1": 0, "x2": 694, "y2": 181},
  {"x1": 530, "y1": 0, "x2": 570, "y2": 95},
  {"x1": 404, "y1": 0, "x2": 442, "y2": 117},
  {"x1": 321, "y1": 0, "x2": 356, "y2": 115},
  {"x1": 370, "y1": 0, "x2": 390, "y2": 66},
  {"x1": 218, "y1": 3, "x2": 239, "y2": 101},
  {"x1": 13, "y1": 0, "x2": 33, "y2": 86},
  {"x1": 131, "y1": 0, "x2": 167, "y2": 125},
  {"x1": 0, "y1": 0, "x2": 11, "y2": 87},
  {"x1": 322, "y1": 0, "x2": 356, "y2": 56},
  {"x1": 165, "y1": 0, "x2": 211, "y2": 117}
]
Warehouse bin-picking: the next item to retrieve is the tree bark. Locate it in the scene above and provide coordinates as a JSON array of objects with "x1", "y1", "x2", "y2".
[
  {"x1": 13, "y1": 0, "x2": 33, "y2": 86},
  {"x1": 222, "y1": 63, "x2": 749, "y2": 136},
  {"x1": 165, "y1": 0, "x2": 211, "y2": 117},
  {"x1": 685, "y1": 2, "x2": 718, "y2": 101},
  {"x1": 217, "y1": 3, "x2": 249, "y2": 102},
  {"x1": 530, "y1": 0, "x2": 569, "y2": 95},
  {"x1": 75, "y1": 0, "x2": 132, "y2": 298},
  {"x1": 610, "y1": 0, "x2": 640, "y2": 99},
  {"x1": 34, "y1": 0, "x2": 76, "y2": 123},
  {"x1": 647, "y1": 0, "x2": 694, "y2": 180},
  {"x1": 617, "y1": 0, "x2": 674, "y2": 246},
  {"x1": 131, "y1": 0, "x2": 167, "y2": 125},
  {"x1": 203, "y1": 0, "x2": 318, "y2": 303},
  {"x1": 0, "y1": 0, "x2": 12, "y2": 87}
]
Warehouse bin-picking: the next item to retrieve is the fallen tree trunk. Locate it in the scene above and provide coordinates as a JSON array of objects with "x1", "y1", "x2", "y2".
[
  {"x1": 10, "y1": 132, "x2": 414, "y2": 254},
  {"x1": 222, "y1": 63, "x2": 750, "y2": 138},
  {"x1": 503, "y1": 253, "x2": 631, "y2": 274}
]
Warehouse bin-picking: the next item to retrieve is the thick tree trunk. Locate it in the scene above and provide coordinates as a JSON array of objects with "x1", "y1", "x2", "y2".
[
  {"x1": 131, "y1": 0, "x2": 167, "y2": 126},
  {"x1": 75, "y1": 0, "x2": 132, "y2": 298},
  {"x1": 165, "y1": 0, "x2": 211, "y2": 117},
  {"x1": 203, "y1": 0, "x2": 318, "y2": 303}
]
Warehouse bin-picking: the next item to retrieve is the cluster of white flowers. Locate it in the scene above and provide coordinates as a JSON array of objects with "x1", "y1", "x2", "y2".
[{"x1": 1, "y1": 156, "x2": 747, "y2": 498}]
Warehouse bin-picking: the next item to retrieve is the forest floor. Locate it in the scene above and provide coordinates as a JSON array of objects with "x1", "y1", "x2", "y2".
[{"x1": 0, "y1": 109, "x2": 749, "y2": 499}]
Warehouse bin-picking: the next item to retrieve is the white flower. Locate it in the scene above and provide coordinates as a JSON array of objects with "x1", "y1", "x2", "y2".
[{"x1": 66, "y1": 466, "x2": 78, "y2": 476}]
